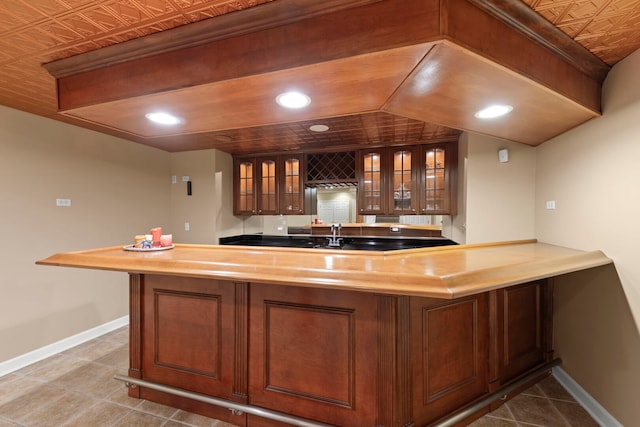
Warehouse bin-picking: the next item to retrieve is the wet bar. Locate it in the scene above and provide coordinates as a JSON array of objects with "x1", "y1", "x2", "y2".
[{"x1": 37, "y1": 240, "x2": 611, "y2": 426}]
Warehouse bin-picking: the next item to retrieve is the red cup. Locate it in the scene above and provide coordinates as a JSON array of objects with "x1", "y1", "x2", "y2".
[{"x1": 150, "y1": 227, "x2": 162, "y2": 247}]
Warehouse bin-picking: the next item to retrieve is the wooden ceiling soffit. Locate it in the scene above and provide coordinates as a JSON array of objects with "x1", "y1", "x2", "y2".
[
  {"x1": 44, "y1": 0, "x2": 605, "y2": 147},
  {"x1": 62, "y1": 45, "x2": 433, "y2": 138},
  {"x1": 383, "y1": 42, "x2": 598, "y2": 145},
  {"x1": 466, "y1": 0, "x2": 610, "y2": 82}
]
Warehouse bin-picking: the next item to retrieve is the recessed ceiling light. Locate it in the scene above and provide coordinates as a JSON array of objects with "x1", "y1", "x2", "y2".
[
  {"x1": 276, "y1": 91, "x2": 311, "y2": 109},
  {"x1": 309, "y1": 124, "x2": 329, "y2": 132},
  {"x1": 145, "y1": 112, "x2": 181, "y2": 125},
  {"x1": 474, "y1": 104, "x2": 513, "y2": 119}
]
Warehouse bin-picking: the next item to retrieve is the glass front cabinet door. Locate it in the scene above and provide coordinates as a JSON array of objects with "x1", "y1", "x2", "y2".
[
  {"x1": 389, "y1": 146, "x2": 418, "y2": 214},
  {"x1": 420, "y1": 142, "x2": 457, "y2": 215},
  {"x1": 234, "y1": 154, "x2": 308, "y2": 215},
  {"x1": 358, "y1": 149, "x2": 386, "y2": 215},
  {"x1": 280, "y1": 154, "x2": 304, "y2": 214},
  {"x1": 234, "y1": 158, "x2": 256, "y2": 215},
  {"x1": 258, "y1": 156, "x2": 279, "y2": 215},
  {"x1": 233, "y1": 156, "x2": 279, "y2": 215}
]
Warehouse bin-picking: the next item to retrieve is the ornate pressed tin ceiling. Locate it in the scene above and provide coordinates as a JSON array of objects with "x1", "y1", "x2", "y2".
[
  {"x1": 523, "y1": 0, "x2": 640, "y2": 64},
  {"x1": 0, "y1": 0, "x2": 638, "y2": 154}
]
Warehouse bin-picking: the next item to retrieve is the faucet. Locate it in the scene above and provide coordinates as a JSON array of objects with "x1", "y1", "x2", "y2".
[{"x1": 327, "y1": 223, "x2": 343, "y2": 247}]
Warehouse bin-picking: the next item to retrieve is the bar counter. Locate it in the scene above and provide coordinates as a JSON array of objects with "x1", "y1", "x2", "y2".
[
  {"x1": 36, "y1": 240, "x2": 612, "y2": 426},
  {"x1": 37, "y1": 239, "x2": 611, "y2": 299}
]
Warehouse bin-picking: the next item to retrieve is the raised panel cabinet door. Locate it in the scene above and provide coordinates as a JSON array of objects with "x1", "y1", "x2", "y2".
[
  {"x1": 498, "y1": 280, "x2": 551, "y2": 383},
  {"x1": 141, "y1": 275, "x2": 240, "y2": 400},
  {"x1": 410, "y1": 294, "x2": 490, "y2": 426},
  {"x1": 249, "y1": 284, "x2": 379, "y2": 427}
]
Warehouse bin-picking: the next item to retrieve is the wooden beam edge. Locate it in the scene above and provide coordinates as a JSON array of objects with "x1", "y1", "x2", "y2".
[
  {"x1": 467, "y1": 0, "x2": 610, "y2": 82},
  {"x1": 42, "y1": 0, "x2": 386, "y2": 78}
]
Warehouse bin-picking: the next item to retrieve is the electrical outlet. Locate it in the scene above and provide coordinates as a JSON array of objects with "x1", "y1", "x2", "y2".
[
  {"x1": 171, "y1": 175, "x2": 177, "y2": 184},
  {"x1": 182, "y1": 176, "x2": 190, "y2": 182},
  {"x1": 56, "y1": 198, "x2": 71, "y2": 207},
  {"x1": 184, "y1": 222, "x2": 190, "y2": 231},
  {"x1": 546, "y1": 200, "x2": 556, "y2": 210}
]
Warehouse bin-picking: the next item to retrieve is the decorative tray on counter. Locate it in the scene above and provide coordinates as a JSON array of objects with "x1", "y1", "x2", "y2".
[{"x1": 123, "y1": 244, "x2": 174, "y2": 252}]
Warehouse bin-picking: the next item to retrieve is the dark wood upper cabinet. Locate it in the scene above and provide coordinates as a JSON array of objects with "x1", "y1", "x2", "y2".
[
  {"x1": 357, "y1": 148, "x2": 388, "y2": 216},
  {"x1": 357, "y1": 142, "x2": 457, "y2": 216},
  {"x1": 279, "y1": 154, "x2": 304, "y2": 215},
  {"x1": 234, "y1": 154, "x2": 306, "y2": 215},
  {"x1": 234, "y1": 157, "x2": 257, "y2": 215},
  {"x1": 420, "y1": 142, "x2": 458, "y2": 215}
]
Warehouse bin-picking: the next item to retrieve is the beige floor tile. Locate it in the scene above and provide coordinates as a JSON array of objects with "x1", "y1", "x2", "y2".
[
  {"x1": 21, "y1": 391, "x2": 95, "y2": 427},
  {"x1": 95, "y1": 344, "x2": 129, "y2": 369},
  {"x1": 0, "y1": 375, "x2": 46, "y2": 406},
  {"x1": 487, "y1": 402, "x2": 515, "y2": 420},
  {"x1": 22, "y1": 355, "x2": 88, "y2": 383},
  {"x1": 11, "y1": 356, "x2": 55, "y2": 376},
  {"x1": 171, "y1": 409, "x2": 217, "y2": 426},
  {"x1": 0, "y1": 383, "x2": 63, "y2": 422},
  {"x1": 137, "y1": 399, "x2": 180, "y2": 418},
  {"x1": 100, "y1": 327, "x2": 129, "y2": 344},
  {"x1": 520, "y1": 383, "x2": 546, "y2": 397},
  {"x1": 211, "y1": 420, "x2": 241, "y2": 427},
  {"x1": 468, "y1": 416, "x2": 518, "y2": 426},
  {"x1": 537, "y1": 376, "x2": 575, "y2": 402},
  {"x1": 64, "y1": 338, "x2": 125, "y2": 362},
  {"x1": 105, "y1": 387, "x2": 145, "y2": 408},
  {"x1": 0, "y1": 374, "x2": 18, "y2": 387},
  {"x1": 506, "y1": 394, "x2": 570, "y2": 427},
  {"x1": 54, "y1": 362, "x2": 121, "y2": 398},
  {"x1": 61, "y1": 400, "x2": 132, "y2": 427},
  {"x1": 114, "y1": 410, "x2": 168, "y2": 427},
  {"x1": 551, "y1": 400, "x2": 599, "y2": 427}
]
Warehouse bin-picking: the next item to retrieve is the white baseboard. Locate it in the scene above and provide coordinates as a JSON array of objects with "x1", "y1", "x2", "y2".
[
  {"x1": 552, "y1": 366, "x2": 622, "y2": 427},
  {"x1": 0, "y1": 315, "x2": 129, "y2": 378}
]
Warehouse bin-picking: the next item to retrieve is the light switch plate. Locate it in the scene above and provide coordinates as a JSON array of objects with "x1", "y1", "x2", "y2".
[
  {"x1": 498, "y1": 148, "x2": 509, "y2": 163},
  {"x1": 546, "y1": 200, "x2": 556, "y2": 209}
]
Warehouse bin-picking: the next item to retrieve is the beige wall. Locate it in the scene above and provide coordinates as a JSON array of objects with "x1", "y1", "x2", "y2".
[
  {"x1": 3, "y1": 46, "x2": 639, "y2": 424},
  {"x1": 168, "y1": 150, "x2": 243, "y2": 244},
  {"x1": 0, "y1": 106, "x2": 171, "y2": 361},
  {"x1": 535, "y1": 48, "x2": 640, "y2": 426},
  {"x1": 452, "y1": 132, "x2": 537, "y2": 244}
]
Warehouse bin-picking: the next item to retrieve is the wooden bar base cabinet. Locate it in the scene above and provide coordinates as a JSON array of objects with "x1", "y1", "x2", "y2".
[{"x1": 126, "y1": 274, "x2": 554, "y2": 427}]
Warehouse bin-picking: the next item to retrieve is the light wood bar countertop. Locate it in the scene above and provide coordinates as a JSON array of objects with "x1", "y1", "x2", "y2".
[{"x1": 36, "y1": 240, "x2": 611, "y2": 299}]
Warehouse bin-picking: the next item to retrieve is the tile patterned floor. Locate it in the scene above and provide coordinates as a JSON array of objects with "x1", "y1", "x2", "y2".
[{"x1": 0, "y1": 326, "x2": 599, "y2": 427}]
